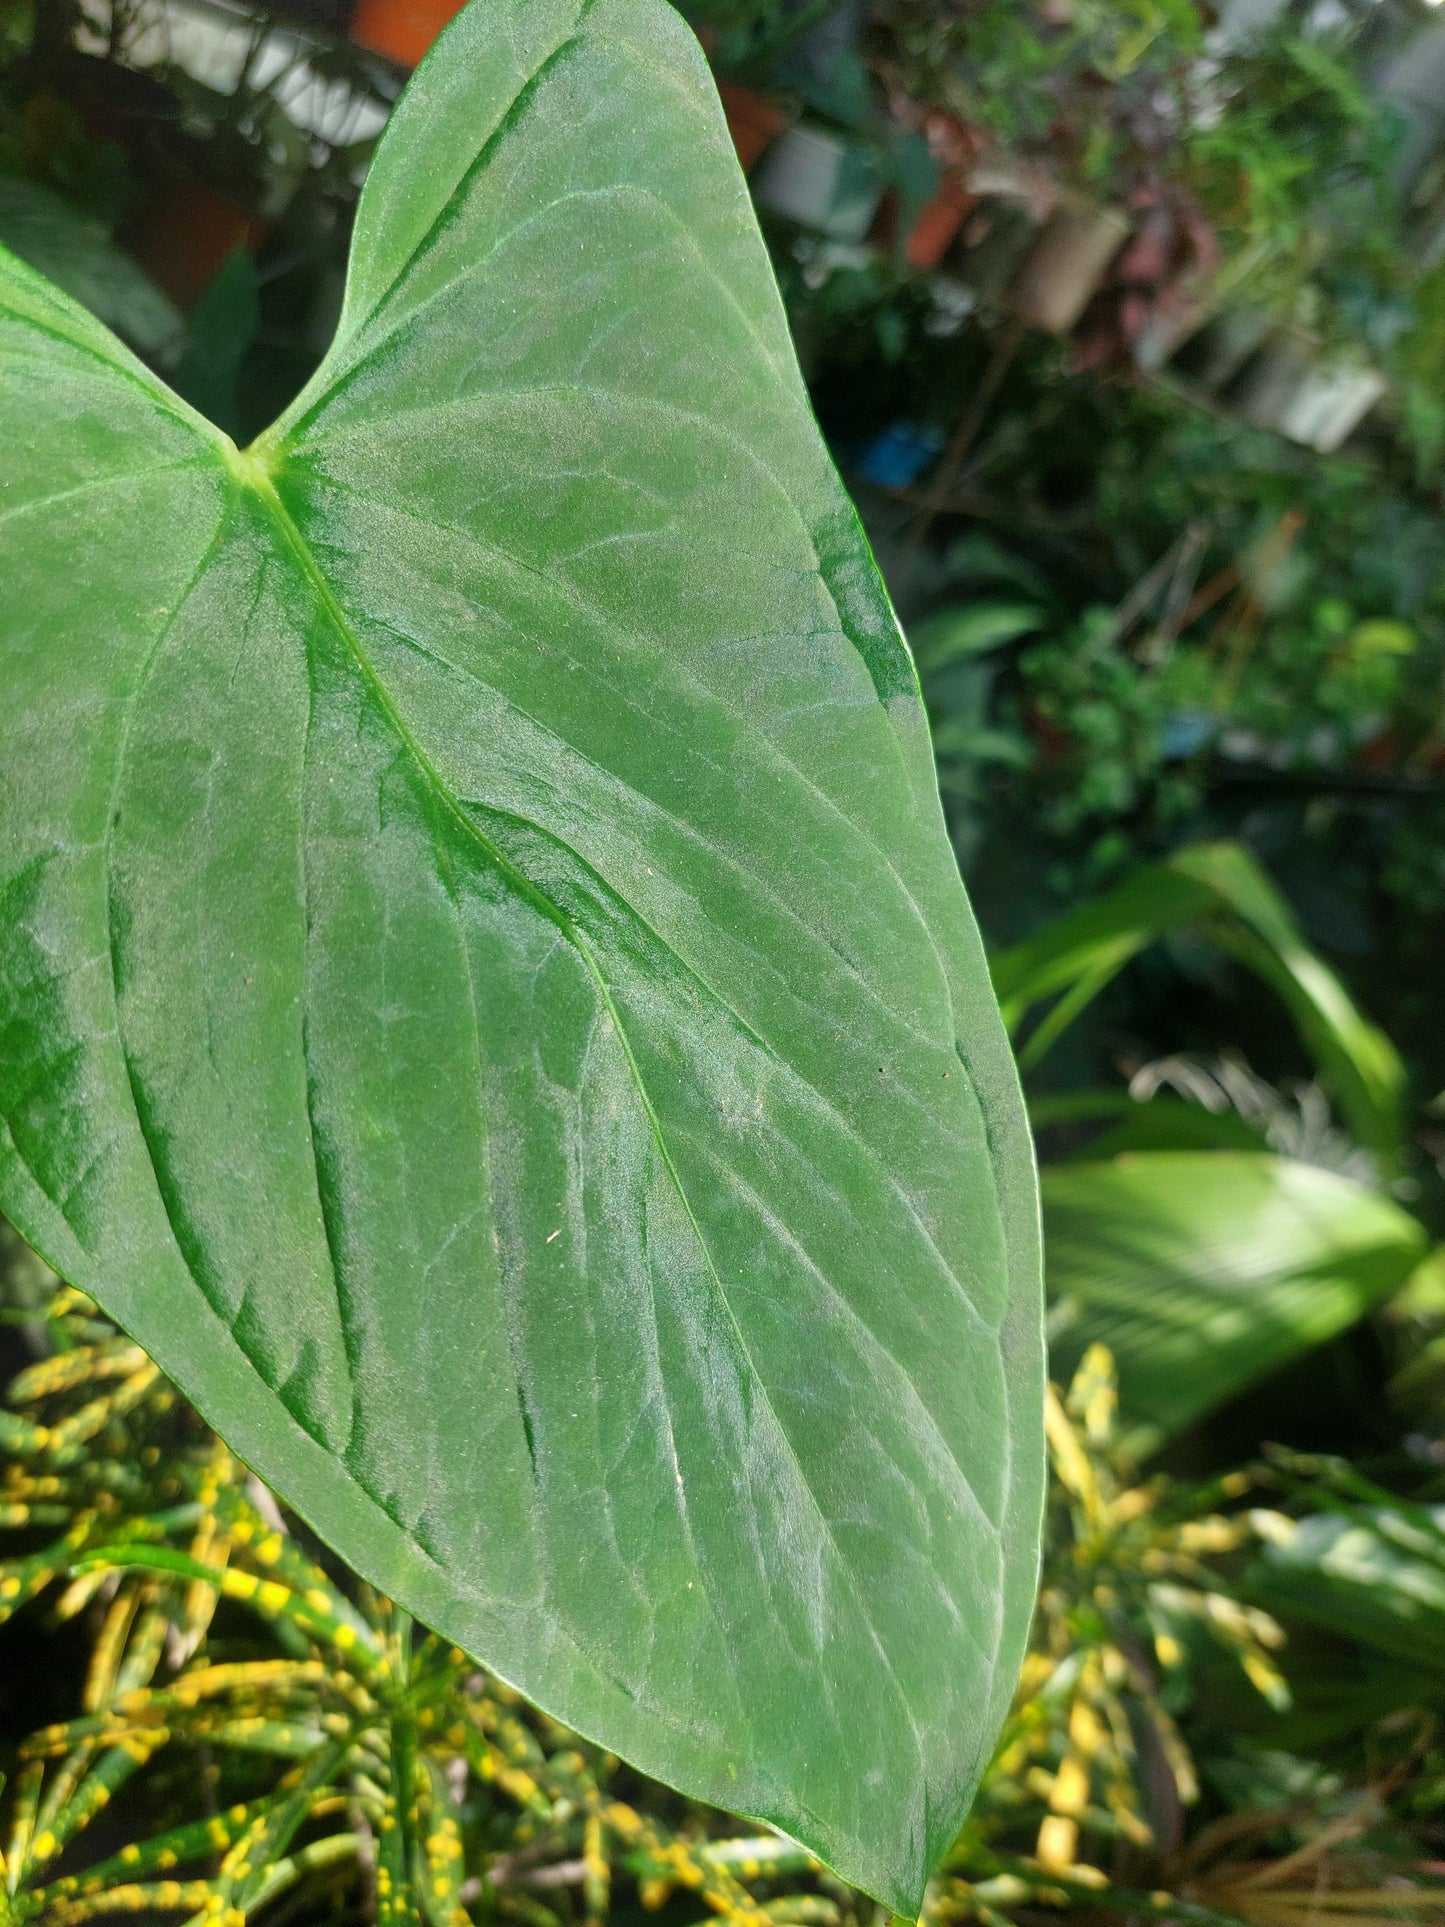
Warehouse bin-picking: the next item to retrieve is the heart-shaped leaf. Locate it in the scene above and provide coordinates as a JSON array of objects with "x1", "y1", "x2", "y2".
[{"x1": 0, "y1": 0, "x2": 1043, "y2": 1905}]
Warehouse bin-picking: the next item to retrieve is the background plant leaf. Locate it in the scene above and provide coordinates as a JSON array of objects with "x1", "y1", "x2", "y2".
[
  {"x1": 0, "y1": 171, "x2": 182, "y2": 360},
  {"x1": 1042, "y1": 1152, "x2": 1426, "y2": 1452},
  {"x1": 1250, "y1": 1504, "x2": 1445, "y2": 1678},
  {"x1": 909, "y1": 602, "x2": 1044, "y2": 671},
  {"x1": 992, "y1": 843, "x2": 1405, "y2": 1154}
]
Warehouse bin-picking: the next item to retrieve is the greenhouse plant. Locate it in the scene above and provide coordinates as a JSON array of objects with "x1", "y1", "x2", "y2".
[
  {"x1": 2, "y1": 0, "x2": 1445, "y2": 1924},
  {"x1": 0, "y1": 0, "x2": 1045, "y2": 1914}
]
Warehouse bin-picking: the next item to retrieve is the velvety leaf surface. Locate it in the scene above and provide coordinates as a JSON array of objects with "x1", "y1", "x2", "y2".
[{"x1": 0, "y1": 0, "x2": 1044, "y2": 1906}]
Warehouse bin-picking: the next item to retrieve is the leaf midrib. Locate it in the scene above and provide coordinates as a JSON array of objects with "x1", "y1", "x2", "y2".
[{"x1": 226, "y1": 444, "x2": 931, "y2": 1764}]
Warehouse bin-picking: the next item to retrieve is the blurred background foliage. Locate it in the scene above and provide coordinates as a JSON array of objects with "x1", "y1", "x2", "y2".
[{"x1": 4, "y1": 0, "x2": 1445, "y2": 1919}]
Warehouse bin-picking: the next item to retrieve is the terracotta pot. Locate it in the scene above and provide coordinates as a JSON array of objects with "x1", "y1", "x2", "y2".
[
  {"x1": 349, "y1": 0, "x2": 462, "y2": 67},
  {"x1": 905, "y1": 172, "x2": 977, "y2": 271},
  {"x1": 131, "y1": 179, "x2": 267, "y2": 311},
  {"x1": 869, "y1": 173, "x2": 975, "y2": 269},
  {"x1": 716, "y1": 81, "x2": 790, "y2": 175},
  {"x1": 1009, "y1": 199, "x2": 1131, "y2": 335},
  {"x1": 867, "y1": 105, "x2": 981, "y2": 270}
]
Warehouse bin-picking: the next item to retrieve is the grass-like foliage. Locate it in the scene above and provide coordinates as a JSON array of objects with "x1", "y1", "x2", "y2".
[{"x1": 2, "y1": 1264, "x2": 1440, "y2": 1927}]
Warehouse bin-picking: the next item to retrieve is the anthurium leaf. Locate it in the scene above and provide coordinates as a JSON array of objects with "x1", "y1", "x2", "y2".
[
  {"x1": 1043, "y1": 1153, "x2": 1425, "y2": 1453},
  {"x1": 0, "y1": 0, "x2": 1044, "y2": 1906}
]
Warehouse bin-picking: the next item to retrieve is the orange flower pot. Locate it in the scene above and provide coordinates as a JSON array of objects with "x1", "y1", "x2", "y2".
[
  {"x1": 905, "y1": 173, "x2": 978, "y2": 270},
  {"x1": 350, "y1": 0, "x2": 463, "y2": 68},
  {"x1": 716, "y1": 81, "x2": 791, "y2": 174},
  {"x1": 131, "y1": 179, "x2": 267, "y2": 311},
  {"x1": 867, "y1": 107, "x2": 982, "y2": 270}
]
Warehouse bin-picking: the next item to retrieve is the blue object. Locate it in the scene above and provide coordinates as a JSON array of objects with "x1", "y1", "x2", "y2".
[
  {"x1": 1160, "y1": 710, "x2": 1216, "y2": 760},
  {"x1": 855, "y1": 420, "x2": 944, "y2": 489}
]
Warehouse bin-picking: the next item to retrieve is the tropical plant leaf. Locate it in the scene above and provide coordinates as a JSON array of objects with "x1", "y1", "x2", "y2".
[
  {"x1": 1250, "y1": 1505, "x2": 1445, "y2": 1677},
  {"x1": 991, "y1": 843, "x2": 1405, "y2": 1154},
  {"x1": 1042, "y1": 1153, "x2": 1426, "y2": 1452},
  {"x1": 1029, "y1": 1090, "x2": 1271, "y2": 1157},
  {"x1": 0, "y1": 0, "x2": 1044, "y2": 1907},
  {"x1": 0, "y1": 172, "x2": 183, "y2": 361},
  {"x1": 909, "y1": 602, "x2": 1043, "y2": 671},
  {"x1": 1388, "y1": 1249, "x2": 1445, "y2": 1408},
  {"x1": 170, "y1": 248, "x2": 262, "y2": 442}
]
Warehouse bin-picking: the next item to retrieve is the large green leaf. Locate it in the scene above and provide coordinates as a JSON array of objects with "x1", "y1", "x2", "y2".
[
  {"x1": 0, "y1": 0, "x2": 1044, "y2": 1906},
  {"x1": 992, "y1": 843, "x2": 1405, "y2": 1155},
  {"x1": 1042, "y1": 1153, "x2": 1425, "y2": 1452}
]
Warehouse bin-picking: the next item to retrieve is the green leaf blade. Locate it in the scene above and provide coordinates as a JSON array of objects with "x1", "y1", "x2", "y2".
[
  {"x1": 991, "y1": 841, "x2": 1406, "y2": 1157},
  {"x1": 1250, "y1": 1505, "x2": 1445, "y2": 1674},
  {"x1": 0, "y1": 0, "x2": 1044, "y2": 1906},
  {"x1": 1043, "y1": 1152, "x2": 1426, "y2": 1451}
]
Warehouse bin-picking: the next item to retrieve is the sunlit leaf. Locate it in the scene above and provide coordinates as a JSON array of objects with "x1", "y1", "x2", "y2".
[
  {"x1": 1251, "y1": 1504, "x2": 1445, "y2": 1675},
  {"x1": 0, "y1": 0, "x2": 1043, "y2": 1905},
  {"x1": 1043, "y1": 1153, "x2": 1425, "y2": 1451},
  {"x1": 991, "y1": 844, "x2": 1405, "y2": 1153}
]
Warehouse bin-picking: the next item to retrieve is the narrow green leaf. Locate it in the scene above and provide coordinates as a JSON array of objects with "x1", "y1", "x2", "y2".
[
  {"x1": 0, "y1": 0, "x2": 1043, "y2": 1907},
  {"x1": 992, "y1": 864, "x2": 1204, "y2": 1030},
  {"x1": 1060, "y1": 1096, "x2": 1270, "y2": 1159},
  {"x1": 991, "y1": 843, "x2": 1405, "y2": 1154},
  {"x1": 1042, "y1": 1153, "x2": 1425, "y2": 1451},
  {"x1": 909, "y1": 603, "x2": 1043, "y2": 671},
  {"x1": 1250, "y1": 1506, "x2": 1445, "y2": 1675}
]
